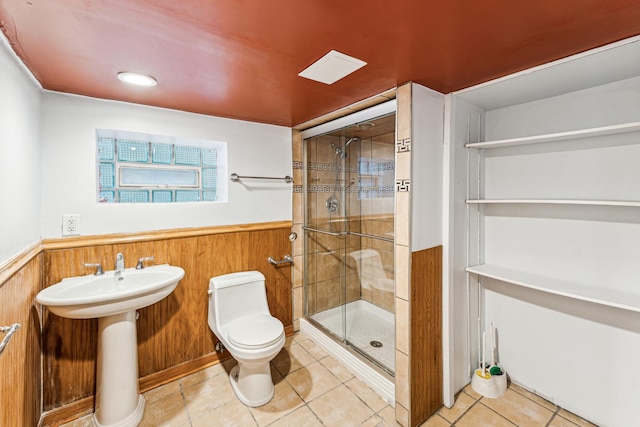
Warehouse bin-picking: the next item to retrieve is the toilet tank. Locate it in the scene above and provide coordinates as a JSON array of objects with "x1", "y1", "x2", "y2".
[{"x1": 208, "y1": 271, "x2": 270, "y2": 330}]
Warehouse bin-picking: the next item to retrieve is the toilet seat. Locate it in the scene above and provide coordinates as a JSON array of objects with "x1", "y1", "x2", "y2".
[{"x1": 228, "y1": 314, "x2": 284, "y2": 349}]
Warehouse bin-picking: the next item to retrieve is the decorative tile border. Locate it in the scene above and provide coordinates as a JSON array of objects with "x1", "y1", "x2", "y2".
[
  {"x1": 305, "y1": 184, "x2": 394, "y2": 194},
  {"x1": 306, "y1": 161, "x2": 359, "y2": 173},
  {"x1": 396, "y1": 139, "x2": 411, "y2": 153},
  {"x1": 396, "y1": 179, "x2": 410, "y2": 192}
]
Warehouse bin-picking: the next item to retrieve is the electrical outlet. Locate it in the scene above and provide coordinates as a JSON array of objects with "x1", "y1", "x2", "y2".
[{"x1": 62, "y1": 214, "x2": 81, "y2": 236}]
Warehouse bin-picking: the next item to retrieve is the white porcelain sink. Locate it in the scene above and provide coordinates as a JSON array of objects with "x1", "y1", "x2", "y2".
[
  {"x1": 37, "y1": 264, "x2": 185, "y2": 319},
  {"x1": 37, "y1": 263, "x2": 185, "y2": 427}
]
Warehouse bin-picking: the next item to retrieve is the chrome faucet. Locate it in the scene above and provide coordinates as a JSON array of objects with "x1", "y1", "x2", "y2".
[{"x1": 115, "y1": 253, "x2": 125, "y2": 276}]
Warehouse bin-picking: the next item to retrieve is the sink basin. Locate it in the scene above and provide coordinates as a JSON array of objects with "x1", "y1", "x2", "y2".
[
  {"x1": 37, "y1": 264, "x2": 185, "y2": 319},
  {"x1": 37, "y1": 263, "x2": 185, "y2": 427}
]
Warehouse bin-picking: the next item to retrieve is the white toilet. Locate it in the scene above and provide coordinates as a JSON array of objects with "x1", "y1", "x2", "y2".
[{"x1": 208, "y1": 271, "x2": 285, "y2": 407}]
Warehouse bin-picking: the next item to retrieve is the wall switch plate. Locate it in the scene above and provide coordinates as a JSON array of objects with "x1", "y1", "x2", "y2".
[{"x1": 62, "y1": 214, "x2": 81, "y2": 236}]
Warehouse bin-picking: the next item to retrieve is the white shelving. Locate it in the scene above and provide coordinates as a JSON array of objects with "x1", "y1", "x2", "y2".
[
  {"x1": 466, "y1": 264, "x2": 640, "y2": 313},
  {"x1": 451, "y1": 38, "x2": 640, "y2": 427},
  {"x1": 465, "y1": 199, "x2": 640, "y2": 207},
  {"x1": 465, "y1": 121, "x2": 640, "y2": 149}
]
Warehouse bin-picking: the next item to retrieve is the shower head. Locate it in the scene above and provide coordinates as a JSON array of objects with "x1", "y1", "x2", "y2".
[
  {"x1": 336, "y1": 137, "x2": 360, "y2": 158},
  {"x1": 343, "y1": 136, "x2": 360, "y2": 148}
]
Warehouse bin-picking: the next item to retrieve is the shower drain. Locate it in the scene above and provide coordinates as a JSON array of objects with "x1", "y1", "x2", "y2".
[{"x1": 370, "y1": 340, "x2": 383, "y2": 348}]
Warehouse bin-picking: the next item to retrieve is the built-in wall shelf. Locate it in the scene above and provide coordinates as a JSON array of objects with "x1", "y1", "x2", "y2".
[
  {"x1": 466, "y1": 263, "x2": 640, "y2": 313},
  {"x1": 465, "y1": 199, "x2": 640, "y2": 208},
  {"x1": 465, "y1": 121, "x2": 640, "y2": 149}
]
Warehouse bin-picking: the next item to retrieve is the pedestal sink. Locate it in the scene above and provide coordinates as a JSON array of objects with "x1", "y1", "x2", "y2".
[{"x1": 36, "y1": 264, "x2": 185, "y2": 427}]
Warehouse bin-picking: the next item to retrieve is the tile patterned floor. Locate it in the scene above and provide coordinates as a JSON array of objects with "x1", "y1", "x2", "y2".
[{"x1": 62, "y1": 332, "x2": 597, "y2": 427}]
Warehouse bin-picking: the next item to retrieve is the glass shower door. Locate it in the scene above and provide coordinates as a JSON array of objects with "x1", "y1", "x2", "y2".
[
  {"x1": 303, "y1": 131, "x2": 349, "y2": 342},
  {"x1": 303, "y1": 111, "x2": 396, "y2": 374}
]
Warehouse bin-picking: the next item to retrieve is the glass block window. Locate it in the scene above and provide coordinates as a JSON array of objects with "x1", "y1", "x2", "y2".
[
  {"x1": 119, "y1": 190, "x2": 149, "y2": 203},
  {"x1": 152, "y1": 190, "x2": 173, "y2": 203},
  {"x1": 96, "y1": 130, "x2": 228, "y2": 204},
  {"x1": 175, "y1": 145, "x2": 201, "y2": 165}
]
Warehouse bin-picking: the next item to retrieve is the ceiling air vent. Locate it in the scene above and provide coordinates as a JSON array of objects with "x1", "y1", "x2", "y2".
[{"x1": 298, "y1": 50, "x2": 367, "y2": 85}]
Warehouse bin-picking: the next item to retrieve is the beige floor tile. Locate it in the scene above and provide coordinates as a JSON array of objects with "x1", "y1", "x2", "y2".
[
  {"x1": 360, "y1": 414, "x2": 391, "y2": 426},
  {"x1": 284, "y1": 334, "x2": 297, "y2": 348},
  {"x1": 437, "y1": 391, "x2": 475, "y2": 423},
  {"x1": 463, "y1": 383, "x2": 482, "y2": 400},
  {"x1": 557, "y1": 409, "x2": 598, "y2": 426},
  {"x1": 140, "y1": 392, "x2": 189, "y2": 427},
  {"x1": 318, "y1": 354, "x2": 354, "y2": 382},
  {"x1": 344, "y1": 376, "x2": 388, "y2": 413},
  {"x1": 482, "y1": 388, "x2": 553, "y2": 426},
  {"x1": 420, "y1": 414, "x2": 452, "y2": 427},
  {"x1": 509, "y1": 383, "x2": 557, "y2": 412},
  {"x1": 272, "y1": 343, "x2": 316, "y2": 376},
  {"x1": 248, "y1": 377, "x2": 304, "y2": 426},
  {"x1": 182, "y1": 371, "x2": 236, "y2": 420},
  {"x1": 549, "y1": 414, "x2": 582, "y2": 427},
  {"x1": 180, "y1": 361, "x2": 228, "y2": 389},
  {"x1": 286, "y1": 361, "x2": 341, "y2": 402},
  {"x1": 456, "y1": 403, "x2": 516, "y2": 427},
  {"x1": 298, "y1": 338, "x2": 329, "y2": 360},
  {"x1": 143, "y1": 380, "x2": 182, "y2": 404},
  {"x1": 268, "y1": 405, "x2": 323, "y2": 427},
  {"x1": 308, "y1": 384, "x2": 374, "y2": 426},
  {"x1": 291, "y1": 331, "x2": 310, "y2": 344},
  {"x1": 190, "y1": 399, "x2": 257, "y2": 427},
  {"x1": 377, "y1": 405, "x2": 397, "y2": 426},
  {"x1": 271, "y1": 362, "x2": 284, "y2": 383}
]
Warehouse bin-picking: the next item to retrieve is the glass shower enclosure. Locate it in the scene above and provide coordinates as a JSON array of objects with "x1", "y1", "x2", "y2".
[{"x1": 302, "y1": 109, "x2": 396, "y2": 374}]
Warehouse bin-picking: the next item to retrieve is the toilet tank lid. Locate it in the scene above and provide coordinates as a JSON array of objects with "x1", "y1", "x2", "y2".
[{"x1": 209, "y1": 271, "x2": 265, "y2": 289}]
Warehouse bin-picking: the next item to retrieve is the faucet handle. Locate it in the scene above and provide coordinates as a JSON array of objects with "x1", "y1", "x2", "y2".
[
  {"x1": 136, "y1": 256, "x2": 155, "y2": 269},
  {"x1": 84, "y1": 263, "x2": 104, "y2": 275}
]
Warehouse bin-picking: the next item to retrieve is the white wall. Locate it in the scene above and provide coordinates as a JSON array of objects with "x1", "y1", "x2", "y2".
[
  {"x1": 40, "y1": 92, "x2": 292, "y2": 237},
  {"x1": 0, "y1": 35, "x2": 42, "y2": 264},
  {"x1": 410, "y1": 83, "x2": 444, "y2": 251}
]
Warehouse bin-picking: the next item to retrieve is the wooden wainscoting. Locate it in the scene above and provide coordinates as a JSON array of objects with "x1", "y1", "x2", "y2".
[
  {"x1": 0, "y1": 252, "x2": 43, "y2": 427},
  {"x1": 40, "y1": 222, "x2": 293, "y2": 423},
  {"x1": 411, "y1": 245, "x2": 443, "y2": 426}
]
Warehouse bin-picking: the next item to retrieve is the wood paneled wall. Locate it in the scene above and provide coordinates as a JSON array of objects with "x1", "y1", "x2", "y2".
[
  {"x1": 40, "y1": 223, "x2": 292, "y2": 418},
  {"x1": 410, "y1": 245, "x2": 443, "y2": 425},
  {"x1": 0, "y1": 252, "x2": 43, "y2": 427}
]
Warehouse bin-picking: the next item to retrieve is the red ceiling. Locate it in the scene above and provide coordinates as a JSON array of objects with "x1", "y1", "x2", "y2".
[{"x1": 1, "y1": 1, "x2": 640, "y2": 127}]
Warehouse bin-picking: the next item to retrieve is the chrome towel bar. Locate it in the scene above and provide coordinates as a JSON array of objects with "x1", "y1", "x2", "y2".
[
  {"x1": 0, "y1": 323, "x2": 21, "y2": 356},
  {"x1": 268, "y1": 255, "x2": 293, "y2": 265},
  {"x1": 230, "y1": 173, "x2": 293, "y2": 183}
]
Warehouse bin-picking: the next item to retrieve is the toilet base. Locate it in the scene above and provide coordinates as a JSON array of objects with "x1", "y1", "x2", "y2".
[{"x1": 229, "y1": 363, "x2": 275, "y2": 407}]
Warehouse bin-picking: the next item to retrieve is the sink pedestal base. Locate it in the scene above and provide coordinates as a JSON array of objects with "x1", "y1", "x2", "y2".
[{"x1": 92, "y1": 310, "x2": 145, "y2": 427}]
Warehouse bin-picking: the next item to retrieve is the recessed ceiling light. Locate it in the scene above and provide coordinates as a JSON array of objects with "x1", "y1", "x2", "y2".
[
  {"x1": 298, "y1": 50, "x2": 367, "y2": 85},
  {"x1": 117, "y1": 72, "x2": 157, "y2": 87}
]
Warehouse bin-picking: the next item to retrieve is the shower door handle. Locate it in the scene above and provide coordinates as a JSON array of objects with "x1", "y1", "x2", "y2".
[
  {"x1": 267, "y1": 255, "x2": 294, "y2": 266},
  {"x1": 301, "y1": 226, "x2": 345, "y2": 237}
]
